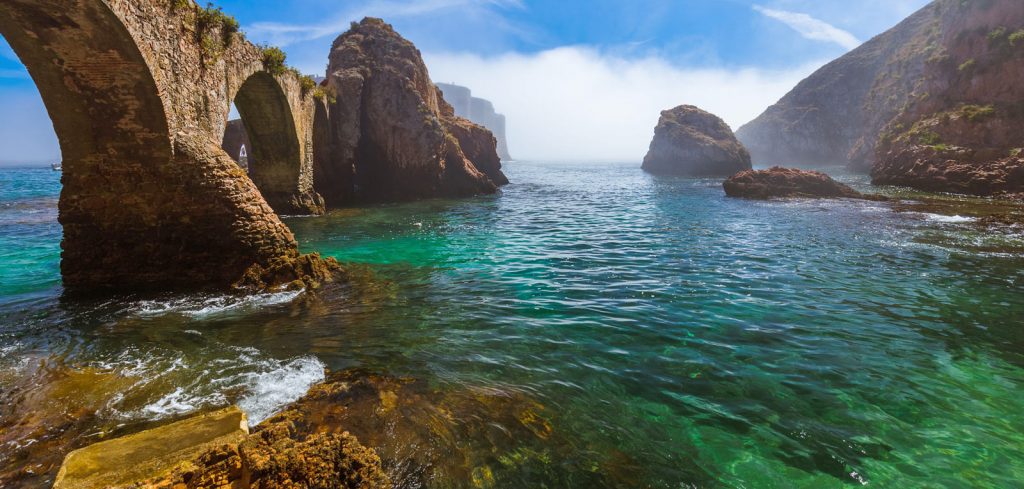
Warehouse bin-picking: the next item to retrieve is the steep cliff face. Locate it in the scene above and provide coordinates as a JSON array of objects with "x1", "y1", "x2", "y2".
[
  {"x1": 437, "y1": 83, "x2": 512, "y2": 160},
  {"x1": 738, "y1": 0, "x2": 1024, "y2": 193},
  {"x1": 642, "y1": 105, "x2": 752, "y2": 176},
  {"x1": 315, "y1": 18, "x2": 500, "y2": 206},
  {"x1": 871, "y1": 0, "x2": 1024, "y2": 197},
  {"x1": 736, "y1": 2, "x2": 939, "y2": 170},
  {"x1": 438, "y1": 93, "x2": 510, "y2": 186}
]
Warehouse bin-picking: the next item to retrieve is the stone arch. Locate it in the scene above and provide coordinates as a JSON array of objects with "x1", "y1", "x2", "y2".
[
  {"x1": 228, "y1": 72, "x2": 305, "y2": 214},
  {"x1": 0, "y1": 0, "x2": 177, "y2": 290},
  {"x1": 0, "y1": 0, "x2": 329, "y2": 293}
]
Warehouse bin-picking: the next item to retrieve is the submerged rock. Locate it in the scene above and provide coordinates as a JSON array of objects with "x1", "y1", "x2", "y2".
[
  {"x1": 642, "y1": 105, "x2": 752, "y2": 176},
  {"x1": 723, "y1": 167, "x2": 866, "y2": 199},
  {"x1": 315, "y1": 18, "x2": 503, "y2": 206}
]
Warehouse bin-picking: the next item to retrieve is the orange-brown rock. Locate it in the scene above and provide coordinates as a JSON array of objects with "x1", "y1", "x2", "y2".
[
  {"x1": 724, "y1": 167, "x2": 866, "y2": 199},
  {"x1": 315, "y1": 18, "x2": 501, "y2": 206},
  {"x1": 870, "y1": 0, "x2": 1024, "y2": 196},
  {"x1": 873, "y1": 146, "x2": 1024, "y2": 197},
  {"x1": 642, "y1": 105, "x2": 752, "y2": 176},
  {"x1": 138, "y1": 407, "x2": 389, "y2": 489},
  {"x1": 439, "y1": 92, "x2": 509, "y2": 186}
]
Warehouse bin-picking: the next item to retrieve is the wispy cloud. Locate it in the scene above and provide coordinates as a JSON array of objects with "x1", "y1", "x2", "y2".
[
  {"x1": 752, "y1": 5, "x2": 860, "y2": 50},
  {"x1": 247, "y1": 0, "x2": 525, "y2": 47},
  {"x1": 426, "y1": 48, "x2": 824, "y2": 161}
]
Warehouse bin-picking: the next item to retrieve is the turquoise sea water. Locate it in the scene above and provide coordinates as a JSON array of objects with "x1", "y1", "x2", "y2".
[{"x1": 1, "y1": 163, "x2": 1023, "y2": 488}]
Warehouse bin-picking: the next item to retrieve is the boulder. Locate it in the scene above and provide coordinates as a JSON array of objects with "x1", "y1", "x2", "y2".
[
  {"x1": 642, "y1": 105, "x2": 752, "y2": 176},
  {"x1": 316, "y1": 18, "x2": 500, "y2": 205},
  {"x1": 723, "y1": 167, "x2": 867, "y2": 199}
]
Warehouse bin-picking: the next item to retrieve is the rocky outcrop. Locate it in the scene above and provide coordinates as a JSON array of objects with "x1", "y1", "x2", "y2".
[
  {"x1": 53, "y1": 407, "x2": 251, "y2": 489},
  {"x1": 873, "y1": 147, "x2": 1024, "y2": 198},
  {"x1": 315, "y1": 18, "x2": 502, "y2": 206},
  {"x1": 724, "y1": 167, "x2": 867, "y2": 199},
  {"x1": 438, "y1": 92, "x2": 509, "y2": 185},
  {"x1": 149, "y1": 411, "x2": 389, "y2": 489},
  {"x1": 871, "y1": 0, "x2": 1024, "y2": 196},
  {"x1": 642, "y1": 105, "x2": 752, "y2": 176},
  {"x1": 71, "y1": 402, "x2": 391, "y2": 489},
  {"x1": 437, "y1": 83, "x2": 512, "y2": 160},
  {"x1": 739, "y1": 0, "x2": 1024, "y2": 195}
]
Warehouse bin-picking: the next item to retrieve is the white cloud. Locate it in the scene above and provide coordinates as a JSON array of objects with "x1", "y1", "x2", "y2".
[
  {"x1": 247, "y1": 0, "x2": 524, "y2": 47},
  {"x1": 753, "y1": 5, "x2": 860, "y2": 50},
  {"x1": 425, "y1": 47, "x2": 823, "y2": 162}
]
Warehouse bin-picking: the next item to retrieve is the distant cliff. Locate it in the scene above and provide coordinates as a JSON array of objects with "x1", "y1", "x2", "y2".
[
  {"x1": 736, "y1": 2, "x2": 938, "y2": 171},
  {"x1": 436, "y1": 83, "x2": 512, "y2": 161},
  {"x1": 737, "y1": 0, "x2": 1024, "y2": 191}
]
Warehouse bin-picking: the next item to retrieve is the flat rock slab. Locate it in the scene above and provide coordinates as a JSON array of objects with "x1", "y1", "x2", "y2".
[{"x1": 53, "y1": 406, "x2": 249, "y2": 489}]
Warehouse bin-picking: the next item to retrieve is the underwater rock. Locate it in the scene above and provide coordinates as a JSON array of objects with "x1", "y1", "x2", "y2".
[
  {"x1": 315, "y1": 18, "x2": 500, "y2": 205},
  {"x1": 642, "y1": 105, "x2": 752, "y2": 176},
  {"x1": 723, "y1": 167, "x2": 867, "y2": 199}
]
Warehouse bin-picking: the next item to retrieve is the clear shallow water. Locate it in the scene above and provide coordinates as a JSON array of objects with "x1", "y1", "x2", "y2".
[{"x1": 1, "y1": 163, "x2": 1024, "y2": 488}]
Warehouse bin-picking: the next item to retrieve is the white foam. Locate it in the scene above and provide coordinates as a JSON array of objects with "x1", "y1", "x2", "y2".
[
  {"x1": 133, "y1": 290, "x2": 303, "y2": 318},
  {"x1": 237, "y1": 356, "x2": 325, "y2": 424},
  {"x1": 922, "y1": 213, "x2": 976, "y2": 223},
  {"x1": 141, "y1": 387, "x2": 219, "y2": 418}
]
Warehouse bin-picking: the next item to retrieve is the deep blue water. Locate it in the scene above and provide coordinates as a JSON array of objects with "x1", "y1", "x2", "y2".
[{"x1": 1, "y1": 163, "x2": 1023, "y2": 488}]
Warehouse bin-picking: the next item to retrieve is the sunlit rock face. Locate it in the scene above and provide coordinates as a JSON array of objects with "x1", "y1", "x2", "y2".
[
  {"x1": 871, "y1": 0, "x2": 1024, "y2": 198},
  {"x1": 739, "y1": 0, "x2": 1024, "y2": 197},
  {"x1": 437, "y1": 83, "x2": 513, "y2": 161},
  {"x1": 642, "y1": 105, "x2": 752, "y2": 177},
  {"x1": 315, "y1": 18, "x2": 501, "y2": 206},
  {"x1": 437, "y1": 90, "x2": 510, "y2": 186}
]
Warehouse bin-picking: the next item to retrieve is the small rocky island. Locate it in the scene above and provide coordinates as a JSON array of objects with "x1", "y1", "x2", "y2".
[
  {"x1": 642, "y1": 105, "x2": 752, "y2": 176},
  {"x1": 313, "y1": 18, "x2": 508, "y2": 206},
  {"x1": 723, "y1": 167, "x2": 868, "y2": 199}
]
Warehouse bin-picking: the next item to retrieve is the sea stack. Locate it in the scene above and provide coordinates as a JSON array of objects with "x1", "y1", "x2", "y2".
[
  {"x1": 642, "y1": 105, "x2": 752, "y2": 176},
  {"x1": 314, "y1": 18, "x2": 506, "y2": 206}
]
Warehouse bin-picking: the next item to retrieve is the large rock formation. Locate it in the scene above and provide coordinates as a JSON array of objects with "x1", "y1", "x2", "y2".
[
  {"x1": 738, "y1": 0, "x2": 1024, "y2": 199},
  {"x1": 870, "y1": 0, "x2": 1024, "y2": 197},
  {"x1": 437, "y1": 83, "x2": 513, "y2": 161},
  {"x1": 736, "y1": 2, "x2": 940, "y2": 170},
  {"x1": 642, "y1": 105, "x2": 752, "y2": 176},
  {"x1": 437, "y1": 91, "x2": 510, "y2": 186},
  {"x1": 314, "y1": 18, "x2": 505, "y2": 206},
  {"x1": 723, "y1": 167, "x2": 867, "y2": 199}
]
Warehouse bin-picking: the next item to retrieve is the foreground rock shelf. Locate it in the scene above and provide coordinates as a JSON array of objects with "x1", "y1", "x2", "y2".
[{"x1": 54, "y1": 407, "x2": 250, "y2": 489}]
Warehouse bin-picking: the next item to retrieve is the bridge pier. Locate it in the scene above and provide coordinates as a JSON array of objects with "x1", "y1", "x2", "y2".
[{"x1": 0, "y1": 0, "x2": 331, "y2": 292}]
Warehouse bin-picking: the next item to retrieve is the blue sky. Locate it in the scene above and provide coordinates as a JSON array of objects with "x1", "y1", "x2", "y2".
[{"x1": 0, "y1": 0, "x2": 930, "y2": 164}]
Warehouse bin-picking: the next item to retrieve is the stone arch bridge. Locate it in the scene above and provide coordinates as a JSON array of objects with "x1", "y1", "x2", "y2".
[{"x1": 0, "y1": 0, "x2": 331, "y2": 292}]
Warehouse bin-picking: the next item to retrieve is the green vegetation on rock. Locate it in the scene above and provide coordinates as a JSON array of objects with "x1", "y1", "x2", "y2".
[{"x1": 261, "y1": 45, "x2": 288, "y2": 76}]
